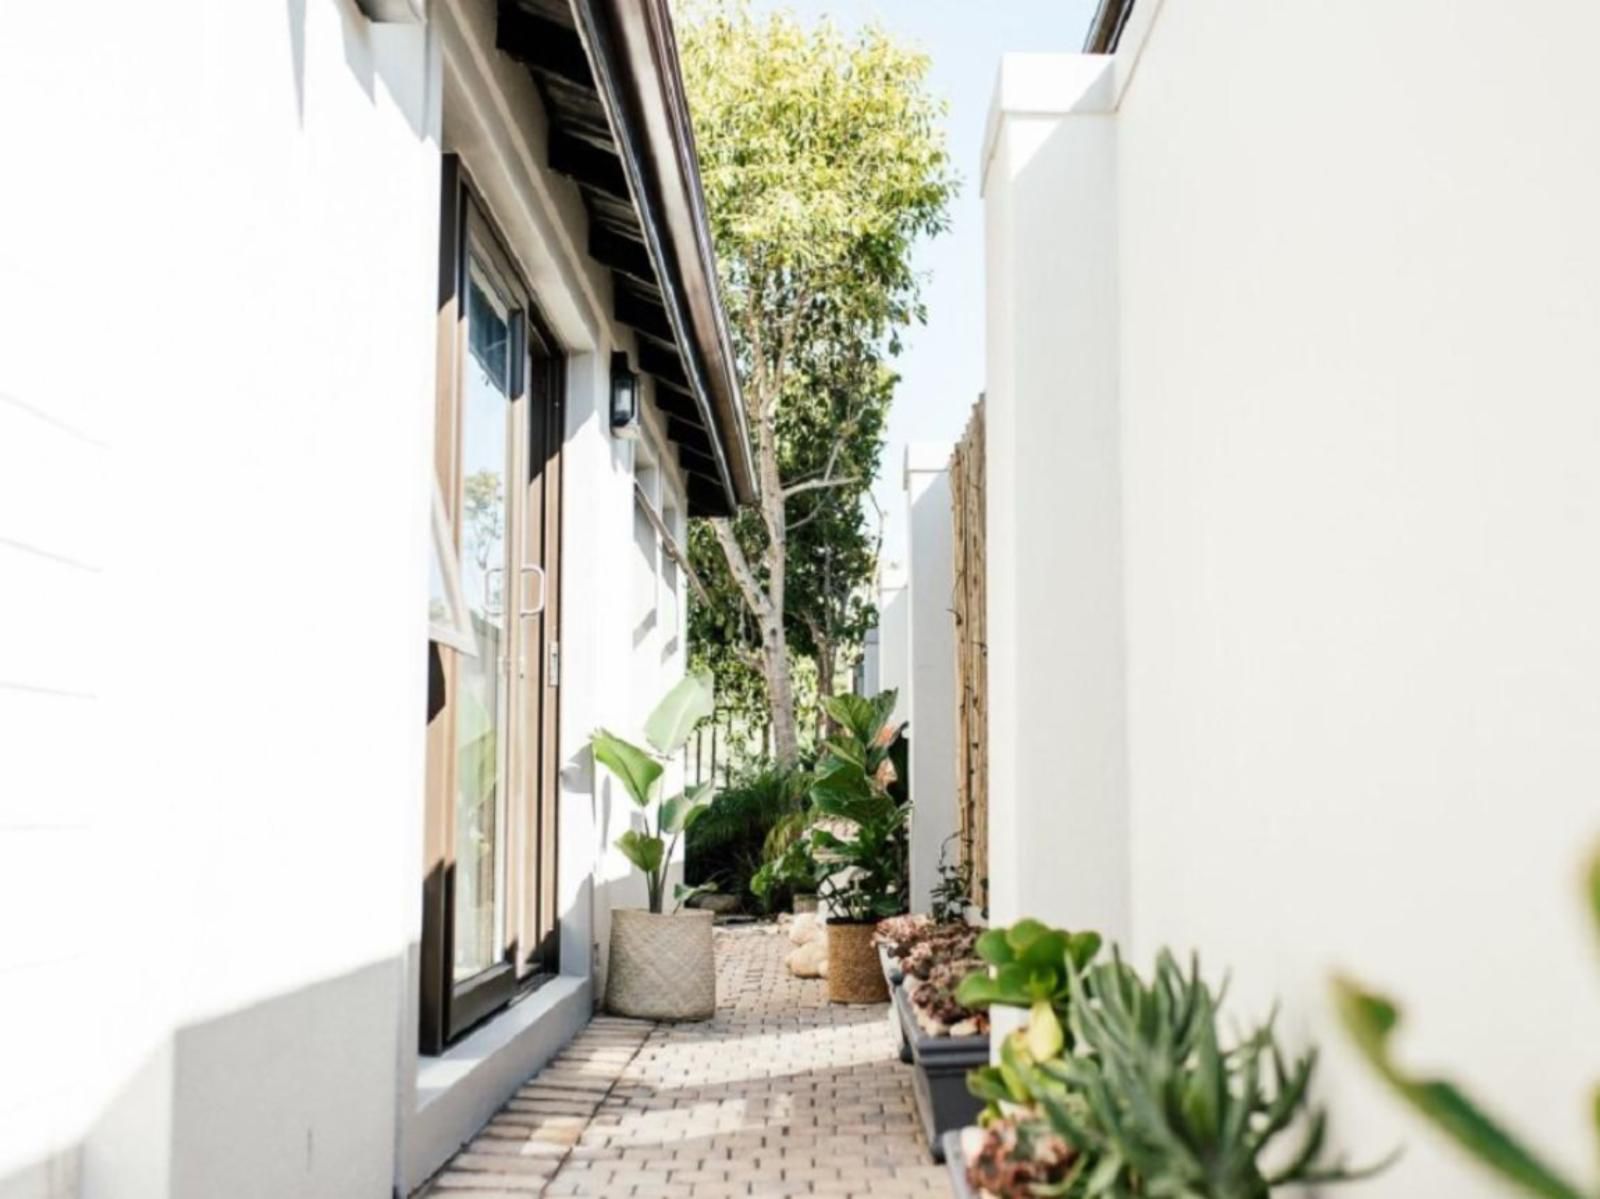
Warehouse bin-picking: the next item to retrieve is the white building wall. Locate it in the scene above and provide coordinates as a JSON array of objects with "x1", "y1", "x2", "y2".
[
  {"x1": 987, "y1": 3, "x2": 1600, "y2": 1194},
  {"x1": 904, "y1": 446, "x2": 958, "y2": 913},
  {"x1": 0, "y1": 2, "x2": 701, "y2": 1196},
  {"x1": 876, "y1": 568, "x2": 910, "y2": 728},
  {"x1": 982, "y1": 57, "x2": 1131, "y2": 949}
]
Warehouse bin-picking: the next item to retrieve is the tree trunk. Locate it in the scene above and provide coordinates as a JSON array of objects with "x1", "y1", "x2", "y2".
[
  {"x1": 762, "y1": 624, "x2": 799, "y2": 765},
  {"x1": 813, "y1": 634, "x2": 835, "y2": 744}
]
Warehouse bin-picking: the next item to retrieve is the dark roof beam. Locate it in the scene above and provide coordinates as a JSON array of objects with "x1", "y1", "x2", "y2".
[
  {"x1": 588, "y1": 225, "x2": 655, "y2": 283},
  {"x1": 614, "y1": 285, "x2": 674, "y2": 343},
  {"x1": 497, "y1": 2, "x2": 592, "y2": 90},
  {"x1": 549, "y1": 133, "x2": 628, "y2": 201},
  {"x1": 637, "y1": 339, "x2": 689, "y2": 391}
]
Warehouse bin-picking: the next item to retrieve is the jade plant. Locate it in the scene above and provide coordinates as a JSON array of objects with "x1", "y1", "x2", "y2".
[
  {"x1": 1333, "y1": 845, "x2": 1600, "y2": 1199},
  {"x1": 590, "y1": 669, "x2": 717, "y2": 914},
  {"x1": 964, "y1": 944, "x2": 1387, "y2": 1197},
  {"x1": 957, "y1": 919, "x2": 1103, "y2": 1044}
]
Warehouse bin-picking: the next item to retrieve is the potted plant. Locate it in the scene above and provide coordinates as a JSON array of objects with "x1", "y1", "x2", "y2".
[
  {"x1": 895, "y1": 943, "x2": 989, "y2": 1161},
  {"x1": 954, "y1": 944, "x2": 1389, "y2": 1197},
  {"x1": 591, "y1": 669, "x2": 718, "y2": 1021},
  {"x1": 808, "y1": 690, "x2": 910, "y2": 1004}
]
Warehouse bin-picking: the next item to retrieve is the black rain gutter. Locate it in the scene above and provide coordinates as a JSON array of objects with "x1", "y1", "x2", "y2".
[
  {"x1": 1084, "y1": 0, "x2": 1137, "y2": 53},
  {"x1": 568, "y1": 0, "x2": 758, "y2": 511}
]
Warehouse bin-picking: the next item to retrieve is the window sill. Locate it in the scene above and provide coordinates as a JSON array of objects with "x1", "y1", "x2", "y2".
[{"x1": 406, "y1": 973, "x2": 592, "y2": 1192}]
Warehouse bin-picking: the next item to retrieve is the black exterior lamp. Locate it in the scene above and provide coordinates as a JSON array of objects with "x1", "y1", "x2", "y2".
[{"x1": 610, "y1": 351, "x2": 641, "y2": 438}]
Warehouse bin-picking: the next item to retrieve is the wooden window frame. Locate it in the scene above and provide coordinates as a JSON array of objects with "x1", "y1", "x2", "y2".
[{"x1": 421, "y1": 157, "x2": 565, "y2": 1054}]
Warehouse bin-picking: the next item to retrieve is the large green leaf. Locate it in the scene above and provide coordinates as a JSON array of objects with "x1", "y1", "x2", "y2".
[
  {"x1": 1333, "y1": 976, "x2": 1587, "y2": 1199},
  {"x1": 660, "y1": 781, "x2": 715, "y2": 836},
  {"x1": 616, "y1": 829, "x2": 665, "y2": 876},
  {"x1": 592, "y1": 730, "x2": 663, "y2": 808},
  {"x1": 643, "y1": 668, "x2": 715, "y2": 755},
  {"x1": 810, "y1": 758, "x2": 872, "y2": 805}
]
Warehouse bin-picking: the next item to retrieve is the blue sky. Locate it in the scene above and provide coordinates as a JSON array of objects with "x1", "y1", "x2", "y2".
[{"x1": 747, "y1": 0, "x2": 1098, "y2": 566}]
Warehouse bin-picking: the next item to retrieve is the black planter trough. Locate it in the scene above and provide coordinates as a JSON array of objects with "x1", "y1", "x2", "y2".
[
  {"x1": 880, "y1": 946, "x2": 912, "y2": 1062},
  {"x1": 942, "y1": 1130, "x2": 975, "y2": 1199},
  {"x1": 879, "y1": 942, "x2": 904, "y2": 987},
  {"x1": 893, "y1": 983, "x2": 988, "y2": 1162}
]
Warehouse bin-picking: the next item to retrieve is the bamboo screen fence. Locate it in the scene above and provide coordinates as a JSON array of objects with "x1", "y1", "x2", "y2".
[{"x1": 949, "y1": 400, "x2": 988, "y2": 911}]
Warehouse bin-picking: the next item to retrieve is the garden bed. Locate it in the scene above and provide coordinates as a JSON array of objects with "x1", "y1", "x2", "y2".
[
  {"x1": 942, "y1": 1130, "x2": 975, "y2": 1199},
  {"x1": 893, "y1": 983, "x2": 987, "y2": 1162}
]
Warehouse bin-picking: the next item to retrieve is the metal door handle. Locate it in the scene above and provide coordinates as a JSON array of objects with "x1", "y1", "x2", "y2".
[
  {"x1": 484, "y1": 565, "x2": 504, "y2": 618},
  {"x1": 520, "y1": 564, "x2": 547, "y2": 617}
]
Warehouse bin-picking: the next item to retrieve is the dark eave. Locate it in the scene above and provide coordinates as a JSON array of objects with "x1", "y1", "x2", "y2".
[
  {"x1": 497, "y1": 0, "x2": 757, "y2": 518},
  {"x1": 1084, "y1": 0, "x2": 1137, "y2": 53}
]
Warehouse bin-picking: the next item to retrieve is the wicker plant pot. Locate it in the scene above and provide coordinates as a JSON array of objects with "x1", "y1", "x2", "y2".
[
  {"x1": 792, "y1": 893, "x2": 819, "y2": 915},
  {"x1": 605, "y1": 908, "x2": 715, "y2": 1021},
  {"x1": 827, "y1": 920, "x2": 889, "y2": 1004}
]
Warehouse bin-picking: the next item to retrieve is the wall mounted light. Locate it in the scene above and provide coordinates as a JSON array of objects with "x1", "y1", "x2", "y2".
[{"x1": 610, "y1": 351, "x2": 641, "y2": 439}]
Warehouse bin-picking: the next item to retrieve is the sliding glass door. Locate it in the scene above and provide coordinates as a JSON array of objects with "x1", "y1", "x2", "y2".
[
  {"x1": 453, "y1": 257, "x2": 517, "y2": 989},
  {"x1": 421, "y1": 159, "x2": 564, "y2": 1052}
]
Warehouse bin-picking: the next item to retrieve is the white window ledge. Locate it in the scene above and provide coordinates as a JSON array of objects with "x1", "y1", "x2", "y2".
[{"x1": 406, "y1": 975, "x2": 593, "y2": 1192}]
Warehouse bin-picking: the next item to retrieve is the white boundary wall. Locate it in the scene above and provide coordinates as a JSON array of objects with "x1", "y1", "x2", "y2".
[
  {"x1": 904, "y1": 445, "x2": 958, "y2": 913},
  {"x1": 985, "y1": 4, "x2": 1600, "y2": 1194}
]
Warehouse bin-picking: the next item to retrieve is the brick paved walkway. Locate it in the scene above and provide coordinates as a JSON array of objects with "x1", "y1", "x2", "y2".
[{"x1": 420, "y1": 924, "x2": 950, "y2": 1198}]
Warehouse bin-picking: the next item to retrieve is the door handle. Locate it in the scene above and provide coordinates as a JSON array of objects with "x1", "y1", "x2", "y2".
[
  {"x1": 484, "y1": 565, "x2": 504, "y2": 618},
  {"x1": 520, "y1": 564, "x2": 547, "y2": 617}
]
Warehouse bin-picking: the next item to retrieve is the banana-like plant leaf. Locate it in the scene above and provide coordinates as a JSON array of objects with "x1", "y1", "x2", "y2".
[
  {"x1": 659, "y1": 781, "x2": 714, "y2": 836},
  {"x1": 642, "y1": 668, "x2": 715, "y2": 755},
  {"x1": 1333, "y1": 976, "x2": 1588, "y2": 1199},
  {"x1": 672, "y1": 880, "x2": 717, "y2": 912},
  {"x1": 616, "y1": 829, "x2": 665, "y2": 876},
  {"x1": 592, "y1": 730, "x2": 662, "y2": 808}
]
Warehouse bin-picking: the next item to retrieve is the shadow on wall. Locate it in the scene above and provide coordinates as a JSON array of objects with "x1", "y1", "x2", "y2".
[
  {"x1": 0, "y1": 959, "x2": 405, "y2": 1199},
  {"x1": 285, "y1": 0, "x2": 434, "y2": 140}
]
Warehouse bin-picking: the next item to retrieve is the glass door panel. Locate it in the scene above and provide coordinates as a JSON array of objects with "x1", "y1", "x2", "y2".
[{"x1": 453, "y1": 259, "x2": 515, "y2": 983}]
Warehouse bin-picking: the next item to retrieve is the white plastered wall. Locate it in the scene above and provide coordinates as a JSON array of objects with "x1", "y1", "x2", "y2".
[
  {"x1": 904, "y1": 445, "x2": 958, "y2": 913},
  {"x1": 2, "y1": 3, "x2": 440, "y2": 1196},
  {"x1": 982, "y1": 56, "x2": 1132, "y2": 950},
  {"x1": 0, "y1": 1, "x2": 700, "y2": 1195},
  {"x1": 986, "y1": 3, "x2": 1600, "y2": 1193}
]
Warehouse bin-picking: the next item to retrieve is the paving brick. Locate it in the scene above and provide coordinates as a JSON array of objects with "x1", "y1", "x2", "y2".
[{"x1": 418, "y1": 926, "x2": 950, "y2": 1197}]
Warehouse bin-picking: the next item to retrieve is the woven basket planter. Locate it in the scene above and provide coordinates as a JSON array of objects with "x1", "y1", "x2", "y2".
[
  {"x1": 827, "y1": 920, "x2": 889, "y2": 1004},
  {"x1": 605, "y1": 908, "x2": 716, "y2": 1021}
]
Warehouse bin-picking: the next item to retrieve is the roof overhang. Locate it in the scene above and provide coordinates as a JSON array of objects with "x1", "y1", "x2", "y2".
[{"x1": 497, "y1": 0, "x2": 757, "y2": 517}]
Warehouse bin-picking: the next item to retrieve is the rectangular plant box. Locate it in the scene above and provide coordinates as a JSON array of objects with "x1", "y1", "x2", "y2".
[
  {"x1": 943, "y1": 1130, "x2": 975, "y2": 1199},
  {"x1": 893, "y1": 983, "x2": 988, "y2": 1161},
  {"x1": 880, "y1": 945, "x2": 912, "y2": 1061},
  {"x1": 878, "y1": 942, "x2": 904, "y2": 987}
]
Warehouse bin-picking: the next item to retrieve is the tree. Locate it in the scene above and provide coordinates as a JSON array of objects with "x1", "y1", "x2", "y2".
[{"x1": 679, "y1": 1, "x2": 955, "y2": 764}]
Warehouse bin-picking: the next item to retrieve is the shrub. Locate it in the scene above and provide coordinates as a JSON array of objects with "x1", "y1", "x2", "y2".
[{"x1": 685, "y1": 761, "x2": 809, "y2": 912}]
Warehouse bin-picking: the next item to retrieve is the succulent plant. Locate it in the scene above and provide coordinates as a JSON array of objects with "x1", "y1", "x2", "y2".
[
  {"x1": 956, "y1": 919, "x2": 1102, "y2": 1058},
  {"x1": 903, "y1": 923, "x2": 980, "y2": 980},
  {"x1": 874, "y1": 912, "x2": 933, "y2": 954},
  {"x1": 965, "y1": 948, "x2": 1385, "y2": 1198},
  {"x1": 910, "y1": 957, "x2": 990, "y2": 1035},
  {"x1": 965, "y1": 1118, "x2": 1079, "y2": 1197}
]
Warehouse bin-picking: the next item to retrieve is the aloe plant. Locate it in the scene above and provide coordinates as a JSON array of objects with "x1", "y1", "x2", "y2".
[
  {"x1": 590, "y1": 670, "x2": 717, "y2": 914},
  {"x1": 966, "y1": 949, "x2": 1385, "y2": 1197},
  {"x1": 1334, "y1": 845, "x2": 1600, "y2": 1199}
]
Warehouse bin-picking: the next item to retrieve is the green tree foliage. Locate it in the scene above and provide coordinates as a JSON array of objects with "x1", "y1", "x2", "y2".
[{"x1": 679, "y1": 2, "x2": 955, "y2": 762}]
